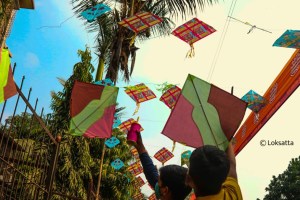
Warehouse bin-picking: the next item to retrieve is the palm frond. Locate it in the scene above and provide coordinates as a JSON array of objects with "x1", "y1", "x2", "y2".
[{"x1": 155, "y1": 0, "x2": 219, "y2": 19}]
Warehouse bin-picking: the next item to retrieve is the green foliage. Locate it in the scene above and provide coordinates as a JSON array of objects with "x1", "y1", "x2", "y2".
[
  {"x1": 50, "y1": 47, "x2": 140, "y2": 199},
  {"x1": 50, "y1": 47, "x2": 94, "y2": 135},
  {"x1": 156, "y1": 82, "x2": 175, "y2": 94},
  {"x1": 261, "y1": 156, "x2": 300, "y2": 200}
]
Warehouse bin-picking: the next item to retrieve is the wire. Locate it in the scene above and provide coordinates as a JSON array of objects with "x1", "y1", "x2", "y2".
[
  {"x1": 36, "y1": 14, "x2": 76, "y2": 30},
  {"x1": 228, "y1": 16, "x2": 272, "y2": 34},
  {"x1": 207, "y1": 0, "x2": 238, "y2": 82}
]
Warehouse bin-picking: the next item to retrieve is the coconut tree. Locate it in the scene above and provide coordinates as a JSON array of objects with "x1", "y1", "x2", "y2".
[{"x1": 71, "y1": 0, "x2": 219, "y2": 83}]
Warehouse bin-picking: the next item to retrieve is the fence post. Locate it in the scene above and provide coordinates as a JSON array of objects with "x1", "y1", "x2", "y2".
[{"x1": 44, "y1": 135, "x2": 61, "y2": 200}]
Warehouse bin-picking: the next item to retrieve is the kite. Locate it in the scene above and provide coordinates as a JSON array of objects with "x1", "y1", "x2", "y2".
[
  {"x1": 241, "y1": 90, "x2": 268, "y2": 113},
  {"x1": 130, "y1": 147, "x2": 140, "y2": 162},
  {"x1": 159, "y1": 85, "x2": 181, "y2": 109},
  {"x1": 69, "y1": 81, "x2": 119, "y2": 138},
  {"x1": 111, "y1": 158, "x2": 124, "y2": 170},
  {"x1": 94, "y1": 78, "x2": 114, "y2": 86},
  {"x1": 132, "y1": 192, "x2": 144, "y2": 200},
  {"x1": 181, "y1": 150, "x2": 192, "y2": 166},
  {"x1": 148, "y1": 193, "x2": 157, "y2": 200},
  {"x1": 127, "y1": 161, "x2": 143, "y2": 176},
  {"x1": 154, "y1": 147, "x2": 174, "y2": 165},
  {"x1": 105, "y1": 136, "x2": 120, "y2": 148},
  {"x1": 125, "y1": 83, "x2": 156, "y2": 115},
  {"x1": 172, "y1": 18, "x2": 216, "y2": 57},
  {"x1": 118, "y1": 12, "x2": 163, "y2": 33},
  {"x1": 162, "y1": 74, "x2": 247, "y2": 151},
  {"x1": 0, "y1": 48, "x2": 17, "y2": 104},
  {"x1": 134, "y1": 176, "x2": 145, "y2": 188},
  {"x1": 118, "y1": 118, "x2": 144, "y2": 134},
  {"x1": 273, "y1": 30, "x2": 300, "y2": 49},
  {"x1": 112, "y1": 114, "x2": 122, "y2": 129},
  {"x1": 81, "y1": 3, "x2": 111, "y2": 22}
]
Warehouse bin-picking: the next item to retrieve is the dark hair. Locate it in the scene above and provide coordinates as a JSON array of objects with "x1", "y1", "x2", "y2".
[
  {"x1": 159, "y1": 165, "x2": 192, "y2": 200},
  {"x1": 189, "y1": 145, "x2": 230, "y2": 195}
]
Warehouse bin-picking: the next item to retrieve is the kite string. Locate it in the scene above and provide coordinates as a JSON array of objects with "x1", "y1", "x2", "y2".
[
  {"x1": 37, "y1": 13, "x2": 76, "y2": 30},
  {"x1": 207, "y1": 0, "x2": 238, "y2": 82}
]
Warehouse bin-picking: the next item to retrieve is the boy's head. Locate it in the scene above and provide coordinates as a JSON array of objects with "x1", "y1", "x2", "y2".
[
  {"x1": 156, "y1": 165, "x2": 192, "y2": 200},
  {"x1": 186, "y1": 145, "x2": 230, "y2": 196}
]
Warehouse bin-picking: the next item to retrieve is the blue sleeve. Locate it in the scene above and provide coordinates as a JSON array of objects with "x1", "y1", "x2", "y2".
[{"x1": 139, "y1": 152, "x2": 158, "y2": 188}]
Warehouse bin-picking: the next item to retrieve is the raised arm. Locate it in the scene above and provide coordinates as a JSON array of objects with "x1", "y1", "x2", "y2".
[
  {"x1": 226, "y1": 142, "x2": 237, "y2": 180},
  {"x1": 135, "y1": 132, "x2": 159, "y2": 188}
]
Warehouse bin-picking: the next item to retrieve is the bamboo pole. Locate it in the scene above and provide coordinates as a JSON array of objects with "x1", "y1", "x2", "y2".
[{"x1": 96, "y1": 0, "x2": 136, "y2": 198}]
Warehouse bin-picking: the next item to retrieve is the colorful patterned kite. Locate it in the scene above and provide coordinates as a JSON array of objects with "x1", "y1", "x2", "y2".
[
  {"x1": 241, "y1": 90, "x2": 268, "y2": 113},
  {"x1": 162, "y1": 74, "x2": 247, "y2": 151},
  {"x1": 130, "y1": 147, "x2": 140, "y2": 161},
  {"x1": 111, "y1": 158, "x2": 124, "y2": 170},
  {"x1": 118, "y1": 12, "x2": 163, "y2": 33},
  {"x1": 159, "y1": 86, "x2": 181, "y2": 109},
  {"x1": 148, "y1": 193, "x2": 157, "y2": 200},
  {"x1": 154, "y1": 147, "x2": 174, "y2": 165},
  {"x1": 132, "y1": 192, "x2": 144, "y2": 200},
  {"x1": 0, "y1": 48, "x2": 17, "y2": 104},
  {"x1": 125, "y1": 83, "x2": 156, "y2": 115},
  {"x1": 118, "y1": 118, "x2": 144, "y2": 134},
  {"x1": 134, "y1": 176, "x2": 145, "y2": 188},
  {"x1": 69, "y1": 81, "x2": 119, "y2": 138},
  {"x1": 181, "y1": 150, "x2": 192, "y2": 166},
  {"x1": 81, "y1": 3, "x2": 111, "y2": 22},
  {"x1": 172, "y1": 18, "x2": 216, "y2": 57},
  {"x1": 148, "y1": 183, "x2": 154, "y2": 190},
  {"x1": 105, "y1": 136, "x2": 120, "y2": 148},
  {"x1": 127, "y1": 161, "x2": 143, "y2": 176},
  {"x1": 273, "y1": 30, "x2": 300, "y2": 49}
]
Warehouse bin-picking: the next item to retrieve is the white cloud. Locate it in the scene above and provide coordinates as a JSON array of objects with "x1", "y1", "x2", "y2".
[{"x1": 24, "y1": 52, "x2": 40, "y2": 68}]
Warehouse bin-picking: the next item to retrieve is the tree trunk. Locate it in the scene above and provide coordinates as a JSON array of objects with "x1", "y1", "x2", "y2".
[{"x1": 95, "y1": 57, "x2": 105, "y2": 82}]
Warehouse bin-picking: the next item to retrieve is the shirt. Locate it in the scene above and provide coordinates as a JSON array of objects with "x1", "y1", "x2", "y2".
[
  {"x1": 195, "y1": 177, "x2": 243, "y2": 200},
  {"x1": 139, "y1": 152, "x2": 159, "y2": 188}
]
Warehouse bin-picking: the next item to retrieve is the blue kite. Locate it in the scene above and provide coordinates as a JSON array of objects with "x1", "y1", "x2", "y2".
[
  {"x1": 273, "y1": 30, "x2": 300, "y2": 49},
  {"x1": 81, "y1": 3, "x2": 111, "y2": 22}
]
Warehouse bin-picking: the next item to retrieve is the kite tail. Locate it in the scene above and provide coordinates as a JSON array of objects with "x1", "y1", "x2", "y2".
[
  {"x1": 129, "y1": 34, "x2": 137, "y2": 46},
  {"x1": 171, "y1": 141, "x2": 176, "y2": 152},
  {"x1": 186, "y1": 44, "x2": 195, "y2": 58},
  {"x1": 132, "y1": 103, "x2": 140, "y2": 115}
]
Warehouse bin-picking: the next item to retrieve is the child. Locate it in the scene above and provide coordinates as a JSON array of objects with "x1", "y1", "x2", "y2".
[
  {"x1": 186, "y1": 143, "x2": 243, "y2": 200},
  {"x1": 135, "y1": 132, "x2": 192, "y2": 200}
]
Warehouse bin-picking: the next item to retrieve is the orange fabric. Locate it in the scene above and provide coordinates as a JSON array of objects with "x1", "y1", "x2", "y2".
[{"x1": 233, "y1": 49, "x2": 300, "y2": 155}]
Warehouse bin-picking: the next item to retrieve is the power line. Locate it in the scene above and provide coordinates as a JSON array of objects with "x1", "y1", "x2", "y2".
[
  {"x1": 207, "y1": 0, "x2": 238, "y2": 82},
  {"x1": 37, "y1": 14, "x2": 76, "y2": 30},
  {"x1": 228, "y1": 16, "x2": 272, "y2": 34}
]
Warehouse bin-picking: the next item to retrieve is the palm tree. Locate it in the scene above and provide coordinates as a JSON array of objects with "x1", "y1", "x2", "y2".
[{"x1": 71, "y1": 0, "x2": 219, "y2": 83}]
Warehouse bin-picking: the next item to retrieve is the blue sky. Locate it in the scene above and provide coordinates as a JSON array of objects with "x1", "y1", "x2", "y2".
[{"x1": 3, "y1": 0, "x2": 300, "y2": 199}]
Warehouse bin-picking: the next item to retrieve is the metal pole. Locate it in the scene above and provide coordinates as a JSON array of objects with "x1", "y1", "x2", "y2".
[{"x1": 44, "y1": 136, "x2": 61, "y2": 200}]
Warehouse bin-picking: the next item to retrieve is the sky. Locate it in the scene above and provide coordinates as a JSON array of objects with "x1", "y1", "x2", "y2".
[{"x1": 2, "y1": 0, "x2": 300, "y2": 199}]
